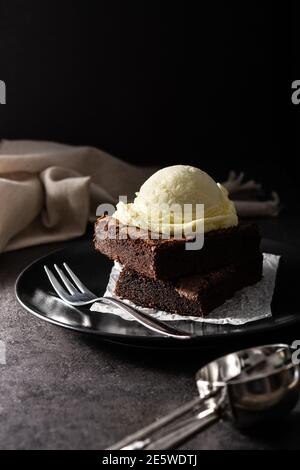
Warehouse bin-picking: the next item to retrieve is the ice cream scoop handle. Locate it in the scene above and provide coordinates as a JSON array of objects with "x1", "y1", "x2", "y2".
[{"x1": 145, "y1": 405, "x2": 219, "y2": 450}]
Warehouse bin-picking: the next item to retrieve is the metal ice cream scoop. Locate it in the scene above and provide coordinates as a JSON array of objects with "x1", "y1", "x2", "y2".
[{"x1": 109, "y1": 344, "x2": 300, "y2": 450}]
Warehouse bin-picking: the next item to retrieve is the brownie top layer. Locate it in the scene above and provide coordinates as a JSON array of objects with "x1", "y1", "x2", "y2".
[
  {"x1": 94, "y1": 215, "x2": 261, "y2": 281},
  {"x1": 95, "y1": 214, "x2": 258, "y2": 245}
]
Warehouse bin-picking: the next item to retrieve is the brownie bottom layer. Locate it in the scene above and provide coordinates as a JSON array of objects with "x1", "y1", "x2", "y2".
[{"x1": 115, "y1": 255, "x2": 263, "y2": 317}]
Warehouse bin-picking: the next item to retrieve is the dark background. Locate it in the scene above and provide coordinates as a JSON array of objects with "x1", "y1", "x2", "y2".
[
  {"x1": 0, "y1": 1, "x2": 296, "y2": 205},
  {"x1": 1, "y1": 2, "x2": 300, "y2": 452}
]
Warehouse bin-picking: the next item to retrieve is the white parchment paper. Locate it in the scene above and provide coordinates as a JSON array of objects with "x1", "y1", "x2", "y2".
[{"x1": 90, "y1": 253, "x2": 280, "y2": 325}]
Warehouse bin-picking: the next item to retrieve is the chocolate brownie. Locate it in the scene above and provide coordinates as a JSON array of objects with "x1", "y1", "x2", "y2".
[
  {"x1": 94, "y1": 215, "x2": 261, "y2": 280},
  {"x1": 115, "y1": 254, "x2": 263, "y2": 317}
]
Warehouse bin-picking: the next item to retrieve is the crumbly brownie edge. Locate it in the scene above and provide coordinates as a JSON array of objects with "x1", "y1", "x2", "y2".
[{"x1": 115, "y1": 255, "x2": 263, "y2": 317}]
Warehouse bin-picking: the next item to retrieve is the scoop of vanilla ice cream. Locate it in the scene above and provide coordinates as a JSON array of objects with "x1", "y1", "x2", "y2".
[
  {"x1": 113, "y1": 165, "x2": 238, "y2": 234},
  {"x1": 135, "y1": 165, "x2": 225, "y2": 216}
]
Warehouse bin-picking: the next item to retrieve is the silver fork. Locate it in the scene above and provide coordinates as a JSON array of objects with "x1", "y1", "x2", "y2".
[{"x1": 44, "y1": 263, "x2": 192, "y2": 340}]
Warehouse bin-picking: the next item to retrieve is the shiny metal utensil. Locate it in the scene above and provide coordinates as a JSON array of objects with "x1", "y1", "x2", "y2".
[
  {"x1": 44, "y1": 263, "x2": 192, "y2": 339},
  {"x1": 109, "y1": 344, "x2": 300, "y2": 450}
]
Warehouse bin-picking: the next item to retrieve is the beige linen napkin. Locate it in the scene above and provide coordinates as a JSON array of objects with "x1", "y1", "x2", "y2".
[{"x1": 0, "y1": 140, "x2": 153, "y2": 252}]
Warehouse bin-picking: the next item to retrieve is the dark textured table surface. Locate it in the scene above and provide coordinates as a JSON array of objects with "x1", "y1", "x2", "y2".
[{"x1": 1, "y1": 214, "x2": 300, "y2": 450}]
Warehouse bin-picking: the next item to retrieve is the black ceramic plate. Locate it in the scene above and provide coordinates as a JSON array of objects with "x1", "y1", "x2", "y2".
[{"x1": 15, "y1": 238, "x2": 300, "y2": 347}]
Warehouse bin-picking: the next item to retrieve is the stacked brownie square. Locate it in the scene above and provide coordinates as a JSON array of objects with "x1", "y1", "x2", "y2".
[{"x1": 94, "y1": 215, "x2": 263, "y2": 317}]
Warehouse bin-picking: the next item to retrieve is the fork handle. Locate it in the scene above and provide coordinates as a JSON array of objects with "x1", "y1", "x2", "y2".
[{"x1": 101, "y1": 296, "x2": 192, "y2": 339}]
